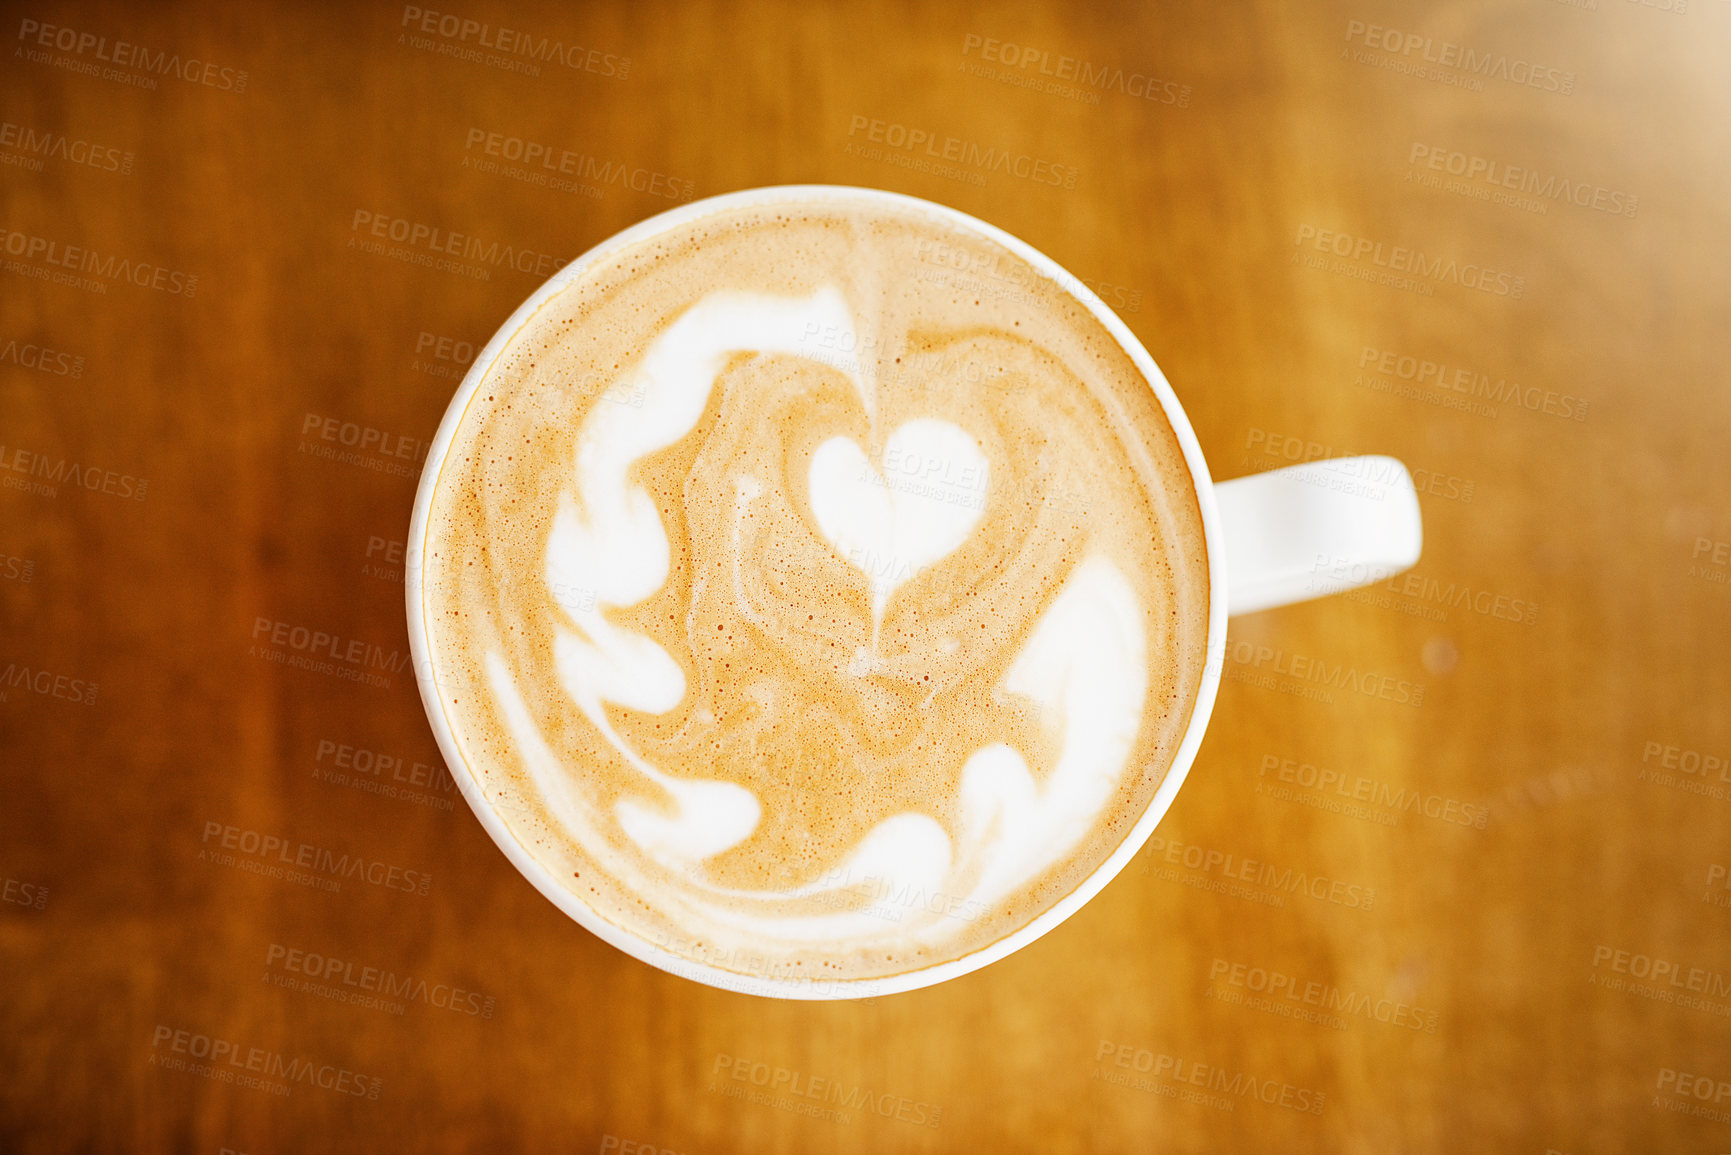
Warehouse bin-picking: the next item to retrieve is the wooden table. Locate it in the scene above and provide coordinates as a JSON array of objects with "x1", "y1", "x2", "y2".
[{"x1": 3, "y1": 1, "x2": 1727, "y2": 1151}]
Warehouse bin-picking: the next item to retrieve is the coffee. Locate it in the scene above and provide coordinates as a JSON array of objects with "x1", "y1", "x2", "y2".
[{"x1": 421, "y1": 192, "x2": 1208, "y2": 982}]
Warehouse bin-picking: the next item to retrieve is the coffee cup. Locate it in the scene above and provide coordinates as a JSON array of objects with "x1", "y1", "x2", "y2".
[{"x1": 406, "y1": 185, "x2": 1421, "y2": 999}]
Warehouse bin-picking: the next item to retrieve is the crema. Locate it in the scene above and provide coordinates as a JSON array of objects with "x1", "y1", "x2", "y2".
[{"x1": 422, "y1": 194, "x2": 1208, "y2": 982}]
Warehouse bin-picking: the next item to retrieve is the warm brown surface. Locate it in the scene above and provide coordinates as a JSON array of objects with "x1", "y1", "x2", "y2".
[{"x1": 2, "y1": 1, "x2": 1727, "y2": 1151}]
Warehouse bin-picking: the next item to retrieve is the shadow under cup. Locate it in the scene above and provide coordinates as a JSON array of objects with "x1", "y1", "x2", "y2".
[{"x1": 405, "y1": 185, "x2": 1231, "y2": 1000}]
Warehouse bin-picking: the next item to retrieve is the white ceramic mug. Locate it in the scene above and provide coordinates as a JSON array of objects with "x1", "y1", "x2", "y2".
[{"x1": 406, "y1": 185, "x2": 1423, "y2": 1000}]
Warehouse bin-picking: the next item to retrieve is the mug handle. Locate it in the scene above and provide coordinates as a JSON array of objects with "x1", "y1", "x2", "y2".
[{"x1": 1213, "y1": 456, "x2": 1424, "y2": 616}]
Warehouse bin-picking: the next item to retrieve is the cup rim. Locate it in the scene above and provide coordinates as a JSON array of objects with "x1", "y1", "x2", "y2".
[{"x1": 405, "y1": 184, "x2": 1228, "y2": 1000}]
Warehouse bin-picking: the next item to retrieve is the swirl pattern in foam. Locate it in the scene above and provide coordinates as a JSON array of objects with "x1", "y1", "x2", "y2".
[{"x1": 423, "y1": 196, "x2": 1208, "y2": 982}]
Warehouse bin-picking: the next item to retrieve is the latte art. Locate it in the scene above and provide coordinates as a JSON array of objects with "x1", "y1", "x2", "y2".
[{"x1": 423, "y1": 196, "x2": 1208, "y2": 981}]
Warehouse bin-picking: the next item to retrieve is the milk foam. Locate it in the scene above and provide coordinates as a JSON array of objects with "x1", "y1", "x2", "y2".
[
  {"x1": 424, "y1": 197, "x2": 1208, "y2": 981},
  {"x1": 517, "y1": 286, "x2": 1142, "y2": 944},
  {"x1": 546, "y1": 290, "x2": 864, "y2": 866},
  {"x1": 809, "y1": 419, "x2": 988, "y2": 644}
]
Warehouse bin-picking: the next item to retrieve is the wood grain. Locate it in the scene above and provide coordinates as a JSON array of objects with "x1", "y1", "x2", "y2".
[{"x1": 2, "y1": 1, "x2": 1728, "y2": 1151}]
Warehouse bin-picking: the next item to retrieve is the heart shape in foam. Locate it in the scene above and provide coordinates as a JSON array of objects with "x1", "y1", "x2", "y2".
[{"x1": 807, "y1": 419, "x2": 989, "y2": 622}]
